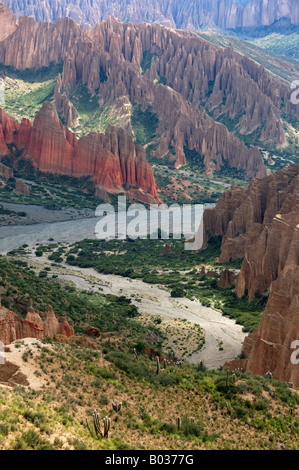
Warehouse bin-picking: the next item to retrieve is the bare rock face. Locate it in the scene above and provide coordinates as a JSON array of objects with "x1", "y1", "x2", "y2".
[
  {"x1": 1, "y1": 6, "x2": 294, "y2": 179},
  {"x1": 239, "y1": 266, "x2": 299, "y2": 387},
  {"x1": 204, "y1": 164, "x2": 299, "y2": 386},
  {"x1": 0, "y1": 161, "x2": 13, "y2": 179},
  {"x1": 0, "y1": 300, "x2": 74, "y2": 345},
  {"x1": 0, "y1": 103, "x2": 159, "y2": 202},
  {"x1": 2, "y1": 0, "x2": 298, "y2": 31},
  {"x1": 203, "y1": 164, "x2": 299, "y2": 298},
  {"x1": 84, "y1": 326, "x2": 101, "y2": 338},
  {"x1": 0, "y1": 2, "x2": 17, "y2": 42},
  {"x1": 0, "y1": 308, "x2": 44, "y2": 345},
  {"x1": 54, "y1": 74, "x2": 78, "y2": 128},
  {"x1": 14, "y1": 179, "x2": 29, "y2": 195},
  {"x1": 0, "y1": 108, "x2": 19, "y2": 149},
  {"x1": 219, "y1": 269, "x2": 235, "y2": 288}
]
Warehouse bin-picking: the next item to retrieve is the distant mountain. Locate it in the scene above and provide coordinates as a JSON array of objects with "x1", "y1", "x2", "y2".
[{"x1": 2, "y1": 0, "x2": 298, "y2": 32}]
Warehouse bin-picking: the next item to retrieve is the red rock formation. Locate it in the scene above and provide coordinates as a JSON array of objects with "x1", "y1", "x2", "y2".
[
  {"x1": 14, "y1": 179, "x2": 29, "y2": 195},
  {"x1": 1, "y1": 5, "x2": 293, "y2": 178},
  {"x1": 0, "y1": 161, "x2": 13, "y2": 179},
  {"x1": 54, "y1": 74, "x2": 78, "y2": 128},
  {"x1": 0, "y1": 309, "x2": 44, "y2": 345},
  {"x1": 219, "y1": 269, "x2": 235, "y2": 288},
  {"x1": 204, "y1": 164, "x2": 299, "y2": 385},
  {"x1": 0, "y1": 108, "x2": 19, "y2": 147},
  {"x1": 230, "y1": 266, "x2": 299, "y2": 387},
  {"x1": 84, "y1": 326, "x2": 101, "y2": 338},
  {"x1": 0, "y1": 2, "x2": 17, "y2": 42},
  {"x1": 0, "y1": 300, "x2": 74, "y2": 345},
  {"x1": 204, "y1": 164, "x2": 299, "y2": 299},
  {"x1": 0, "y1": 103, "x2": 159, "y2": 202}
]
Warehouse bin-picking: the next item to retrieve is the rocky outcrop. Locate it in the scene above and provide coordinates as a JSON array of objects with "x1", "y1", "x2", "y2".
[
  {"x1": 1, "y1": 5, "x2": 294, "y2": 178},
  {"x1": 0, "y1": 300, "x2": 74, "y2": 345},
  {"x1": 204, "y1": 164, "x2": 299, "y2": 299},
  {"x1": 0, "y1": 1, "x2": 17, "y2": 41},
  {"x1": 0, "y1": 103, "x2": 159, "y2": 202},
  {"x1": 227, "y1": 265, "x2": 299, "y2": 387},
  {"x1": 14, "y1": 179, "x2": 29, "y2": 195},
  {"x1": 0, "y1": 309, "x2": 44, "y2": 345},
  {"x1": 204, "y1": 164, "x2": 299, "y2": 386},
  {"x1": 219, "y1": 269, "x2": 235, "y2": 288},
  {"x1": 240, "y1": 266, "x2": 299, "y2": 387},
  {"x1": 54, "y1": 74, "x2": 78, "y2": 128},
  {"x1": 0, "y1": 162, "x2": 13, "y2": 179},
  {"x1": 84, "y1": 326, "x2": 101, "y2": 338},
  {"x1": 2, "y1": 0, "x2": 298, "y2": 31}
]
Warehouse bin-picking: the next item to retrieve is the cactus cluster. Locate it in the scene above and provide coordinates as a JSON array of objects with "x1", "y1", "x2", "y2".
[
  {"x1": 87, "y1": 410, "x2": 111, "y2": 438},
  {"x1": 112, "y1": 400, "x2": 122, "y2": 413}
]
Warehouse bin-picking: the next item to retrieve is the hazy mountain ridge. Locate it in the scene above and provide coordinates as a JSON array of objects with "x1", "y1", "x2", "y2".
[{"x1": 2, "y1": 0, "x2": 298, "y2": 31}]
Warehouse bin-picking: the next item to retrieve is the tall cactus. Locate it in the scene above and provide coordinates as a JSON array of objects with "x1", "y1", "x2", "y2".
[
  {"x1": 156, "y1": 356, "x2": 160, "y2": 375},
  {"x1": 88, "y1": 410, "x2": 111, "y2": 439},
  {"x1": 176, "y1": 417, "x2": 181, "y2": 430},
  {"x1": 103, "y1": 416, "x2": 111, "y2": 438},
  {"x1": 112, "y1": 400, "x2": 122, "y2": 413}
]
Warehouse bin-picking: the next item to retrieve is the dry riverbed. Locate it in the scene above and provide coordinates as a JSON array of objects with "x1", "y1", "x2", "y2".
[
  {"x1": 0, "y1": 209, "x2": 247, "y2": 369},
  {"x1": 17, "y1": 252, "x2": 246, "y2": 369}
]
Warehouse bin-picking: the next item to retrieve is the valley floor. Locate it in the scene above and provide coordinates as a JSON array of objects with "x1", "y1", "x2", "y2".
[
  {"x1": 25, "y1": 255, "x2": 246, "y2": 369},
  {"x1": 0, "y1": 203, "x2": 246, "y2": 368}
]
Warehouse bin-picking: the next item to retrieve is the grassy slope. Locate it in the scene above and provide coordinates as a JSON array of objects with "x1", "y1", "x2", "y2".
[
  {"x1": 198, "y1": 32, "x2": 299, "y2": 83},
  {"x1": 0, "y1": 337, "x2": 299, "y2": 450},
  {"x1": 249, "y1": 32, "x2": 299, "y2": 60},
  {"x1": 0, "y1": 64, "x2": 61, "y2": 123},
  {"x1": 0, "y1": 253, "x2": 298, "y2": 450},
  {"x1": 68, "y1": 84, "x2": 126, "y2": 137}
]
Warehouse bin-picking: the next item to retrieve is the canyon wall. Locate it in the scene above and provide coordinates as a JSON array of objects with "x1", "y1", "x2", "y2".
[
  {"x1": 1, "y1": 4, "x2": 289, "y2": 178},
  {"x1": 0, "y1": 301, "x2": 74, "y2": 345},
  {"x1": 0, "y1": 103, "x2": 159, "y2": 202},
  {"x1": 2, "y1": 0, "x2": 298, "y2": 31},
  {"x1": 204, "y1": 164, "x2": 299, "y2": 386}
]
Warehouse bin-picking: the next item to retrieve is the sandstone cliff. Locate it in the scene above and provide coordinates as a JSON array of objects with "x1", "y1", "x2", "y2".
[
  {"x1": 0, "y1": 1, "x2": 16, "y2": 41},
  {"x1": 0, "y1": 300, "x2": 74, "y2": 345},
  {"x1": 203, "y1": 164, "x2": 299, "y2": 299},
  {"x1": 204, "y1": 164, "x2": 299, "y2": 386},
  {"x1": 14, "y1": 179, "x2": 29, "y2": 195},
  {"x1": 54, "y1": 74, "x2": 79, "y2": 128},
  {"x1": 240, "y1": 266, "x2": 299, "y2": 386},
  {"x1": 0, "y1": 103, "x2": 159, "y2": 202},
  {"x1": 1, "y1": 4, "x2": 292, "y2": 178},
  {"x1": 0, "y1": 161, "x2": 13, "y2": 179}
]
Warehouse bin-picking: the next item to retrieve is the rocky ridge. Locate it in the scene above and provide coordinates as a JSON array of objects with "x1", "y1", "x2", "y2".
[
  {"x1": 0, "y1": 299, "x2": 74, "y2": 345},
  {"x1": 0, "y1": 103, "x2": 159, "y2": 202},
  {"x1": 1, "y1": 3, "x2": 295, "y2": 178},
  {"x1": 204, "y1": 164, "x2": 299, "y2": 386},
  {"x1": 2, "y1": 0, "x2": 298, "y2": 31}
]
